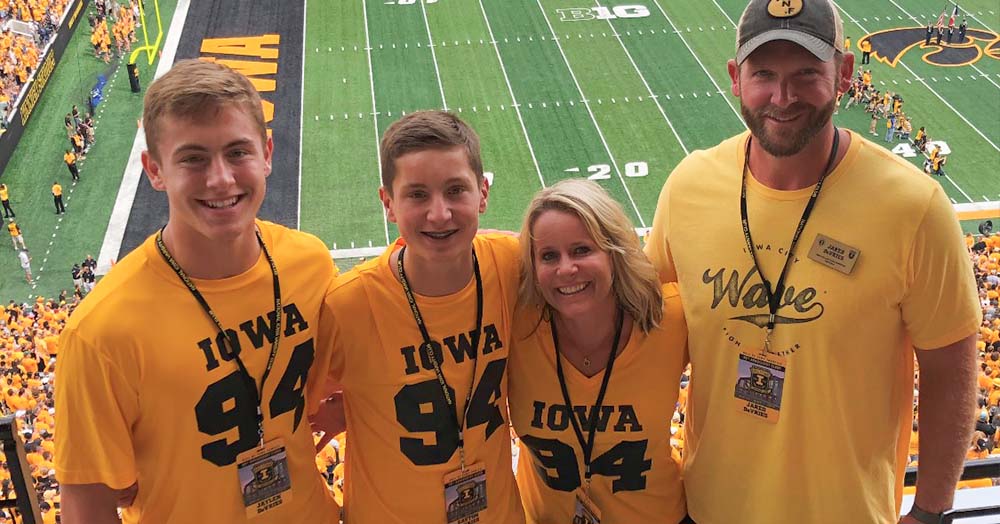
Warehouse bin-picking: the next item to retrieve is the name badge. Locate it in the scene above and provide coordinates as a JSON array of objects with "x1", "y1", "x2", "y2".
[
  {"x1": 443, "y1": 463, "x2": 488, "y2": 524},
  {"x1": 236, "y1": 438, "x2": 293, "y2": 518},
  {"x1": 572, "y1": 486, "x2": 602, "y2": 524},
  {"x1": 734, "y1": 350, "x2": 786, "y2": 423},
  {"x1": 807, "y1": 234, "x2": 860, "y2": 274}
]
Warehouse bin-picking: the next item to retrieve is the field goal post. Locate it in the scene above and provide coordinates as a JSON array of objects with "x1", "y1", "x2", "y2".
[{"x1": 126, "y1": 0, "x2": 164, "y2": 91}]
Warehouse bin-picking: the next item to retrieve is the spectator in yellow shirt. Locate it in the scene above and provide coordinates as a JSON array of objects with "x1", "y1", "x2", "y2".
[{"x1": 51, "y1": 181, "x2": 65, "y2": 214}]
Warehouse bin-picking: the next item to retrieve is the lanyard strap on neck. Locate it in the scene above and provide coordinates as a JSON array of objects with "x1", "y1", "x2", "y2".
[
  {"x1": 156, "y1": 227, "x2": 281, "y2": 446},
  {"x1": 397, "y1": 245, "x2": 484, "y2": 469},
  {"x1": 551, "y1": 307, "x2": 624, "y2": 482},
  {"x1": 740, "y1": 129, "x2": 839, "y2": 339}
]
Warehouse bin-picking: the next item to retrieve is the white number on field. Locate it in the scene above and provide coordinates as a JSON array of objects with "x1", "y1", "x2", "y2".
[
  {"x1": 394, "y1": 0, "x2": 438, "y2": 4},
  {"x1": 892, "y1": 140, "x2": 950, "y2": 159},
  {"x1": 926, "y1": 140, "x2": 951, "y2": 155},
  {"x1": 587, "y1": 164, "x2": 611, "y2": 180},
  {"x1": 891, "y1": 143, "x2": 918, "y2": 158},
  {"x1": 579, "y1": 161, "x2": 648, "y2": 180},
  {"x1": 624, "y1": 161, "x2": 648, "y2": 178},
  {"x1": 557, "y1": 5, "x2": 650, "y2": 21},
  {"x1": 484, "y1": 171, "x2": 494, "y2": 186}
]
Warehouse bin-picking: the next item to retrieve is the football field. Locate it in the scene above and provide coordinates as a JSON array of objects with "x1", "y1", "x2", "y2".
[
  {"x1": 300, "y1": 0, "x2": 1000, "y2": 255},
  {"x1": 0, "y1": 0, "x2": 997, "y2": 301}
]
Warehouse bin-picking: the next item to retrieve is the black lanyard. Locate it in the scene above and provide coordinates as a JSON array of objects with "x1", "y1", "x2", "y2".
[
  {"x1": 156, "y1": 227, "x2": 281, "y2": 447},
  {"x1": 397, "y1": 245, "x2": 484, "y2": 470},
  {"x1": 740, "y1": 129, "x2": 839, "y2": 351},
  {"x1": 551, "y1": 307, "x2": 624, "y2": 485}
]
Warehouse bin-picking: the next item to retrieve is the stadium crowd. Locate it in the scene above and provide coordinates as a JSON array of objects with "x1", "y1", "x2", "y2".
[
  {"x1": 0, "y1": 0, "x2": 71, "y2": 124},
  {"x1": 0, "y1": 296, "x2": 69, "y2": 524},
  {"x1": 88, "y1": 0, "x2": 137, "y2": 63},
  {"x1": 899, "y1": 231, "x2": 1000, "y2": 495}
]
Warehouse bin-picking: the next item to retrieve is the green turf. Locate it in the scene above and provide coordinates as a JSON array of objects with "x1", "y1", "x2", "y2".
[
  {"x1": 3, "y1": 0, "x2": 997, "y2": 301},
  {"x1": 300, "y1": 1, "x2": 387, "y2": 248},
  {"x1": 0, "y1": 0, "x2": 178, "y2": 301},
  {"x1": 301, "y1": 0, "x2": 999, "y2": 254}
]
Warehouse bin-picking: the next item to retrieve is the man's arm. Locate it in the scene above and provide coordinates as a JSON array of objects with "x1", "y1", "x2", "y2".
[
  {"x1": 61, "y1": 482, "x2": 136, "y2": 524},
  {"x1": 911, "y1": 334, "x2": 978, "y2": 513}
]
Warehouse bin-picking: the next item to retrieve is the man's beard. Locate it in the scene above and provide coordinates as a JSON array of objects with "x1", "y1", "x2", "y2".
[{"x1": 741, "y1": 96, "x2": 836, "y2": 157}]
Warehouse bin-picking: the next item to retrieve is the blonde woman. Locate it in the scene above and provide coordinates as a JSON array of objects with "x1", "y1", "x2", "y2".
[{"x1": 510, "y1": 179, "x2": 689, "y2": 523}]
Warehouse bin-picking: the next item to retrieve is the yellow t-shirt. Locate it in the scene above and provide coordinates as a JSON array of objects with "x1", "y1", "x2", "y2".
[
  {"x1": 509, "y1": 284, "x2": 687, "y2": 524},
  {"x1": 52, "y1": 184, "x2": 62, "y2": 197},
  {"x1": 55, "y1": 221, "x2": 340, "y2": 524},
  {"x1": 324, "y1": 235, "x2": 525, "y2": 524},
  {"x1": 0, "y1": 186, "x2": 8, "y2": 200},
  {"x1": 644, "y1": 131, "x2": 981, "y2": 524},
  {"x1": 8, "y1": 222, "x2": 20, "y2": 237}
]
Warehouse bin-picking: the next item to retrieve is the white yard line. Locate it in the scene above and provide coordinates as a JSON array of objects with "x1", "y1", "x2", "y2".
[
  {"x1": 534, "y1": 0, "x2": 646, "y2": 226},
  {"x1": 477, "y1": 0, "x2": 546, "y2": 189},
  {"x1": 97, "y1": 0, "x2": 191, "y2": 274},
  {"x1": 886, "y1": 0, "x2": 1000, "y2": 92},
  {"x1": 956, "y1": 6, "x2": 996, "y2": 33},
  {"x1": 944, "y1": 173, "x2": 976, "y2": 202},
  {"x1": 364, "y1": 0, "x2": 391, "y2": 244},
  {"x1": 651, "y1": 0, "x2": 745, "y2": 127},
  {"x1": 710, "y1": 0, "x2": 739, "y2": 27},
  {"x1": 834, "y1": 2, "x2": 999, "y2": 153},
  {"x1": 419, "y1": 0, "x2": 448, "y2": 110},
  {"x1": 595, "y1": 0, "x2": 689, "y2": 155}
]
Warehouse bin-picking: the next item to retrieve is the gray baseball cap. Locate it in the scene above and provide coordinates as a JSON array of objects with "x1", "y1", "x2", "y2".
[{"x1": 736, "y1": 0, "x2": 844, "y2": 64}]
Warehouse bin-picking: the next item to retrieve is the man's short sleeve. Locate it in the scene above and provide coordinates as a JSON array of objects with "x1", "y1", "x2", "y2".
[
  {"x1": 902, "y1": 185, "x2": 982, "y2": 349},
  {"x1": 644, "y1": 176, "x2": 678, "y2": 284},
  {"x1": 54, "y1": 326, "x2": 139, "y2": 489}
]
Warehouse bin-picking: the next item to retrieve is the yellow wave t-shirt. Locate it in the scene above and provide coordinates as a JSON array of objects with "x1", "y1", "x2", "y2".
[{"x1": 644, "y1": 131, "x2": 981, "y2": 524}]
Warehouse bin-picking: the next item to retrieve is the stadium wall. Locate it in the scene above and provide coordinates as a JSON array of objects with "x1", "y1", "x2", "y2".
[{"x1": 0, "y1": 0, "x2": 91, "y2": 178}]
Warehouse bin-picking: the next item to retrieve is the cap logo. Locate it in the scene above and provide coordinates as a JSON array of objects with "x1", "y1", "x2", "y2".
[{"x1": 768, "y1": 0, "x2": 803, "y2": 17}]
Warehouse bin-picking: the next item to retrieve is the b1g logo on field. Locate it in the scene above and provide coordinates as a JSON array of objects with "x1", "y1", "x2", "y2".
[{"x1": 557, "y1": 5, "x2": 651, "y2": 22}]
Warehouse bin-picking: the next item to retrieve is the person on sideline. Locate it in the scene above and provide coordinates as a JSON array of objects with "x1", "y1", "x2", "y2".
[
  {"x1": 643, "y1": 1, "x2": 980, "y2": 523},
  {"x1": 55, "y1": 59, "x2": 340, "y2": 524},
  {"x1": 8, "y1": 219, "x2": 26, "y2": 250},
  {"x1": 509, "y1": 179, "x2": 688, "y2": 524},
  {"x1": 0, "y1": 183, "x2": 15, "y2": 218},
  {"x1": 18, "y1": 249, "x2": 32, "y2": 283}
]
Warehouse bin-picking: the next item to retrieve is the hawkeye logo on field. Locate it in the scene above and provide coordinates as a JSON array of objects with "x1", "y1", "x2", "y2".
[
  {"x1": 861, "y1": 26, "x2": 1000, "y2": 68},
  {"x1": 557, "y1": 4, "x2": 650, "y2": 22}
]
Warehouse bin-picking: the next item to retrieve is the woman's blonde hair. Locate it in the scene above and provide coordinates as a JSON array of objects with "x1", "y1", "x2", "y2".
[{"x1": 519, "y1": 179, "x2": 662, "y2": 333}]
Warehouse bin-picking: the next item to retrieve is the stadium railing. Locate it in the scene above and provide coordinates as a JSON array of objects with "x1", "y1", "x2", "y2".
[
  {"x1": 0, "y1": 415, "x2": 42, "y2": 523},
  {"x1": 904, "y1": 457, "x2": 1000, "y2": 523},
  {"x1": 2, "y1": 414, "x2": 998, "y2": 522}
]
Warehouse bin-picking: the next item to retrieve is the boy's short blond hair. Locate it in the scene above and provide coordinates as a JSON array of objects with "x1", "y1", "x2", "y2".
[{"x1": 143, "y1": 59, "x2": 266, "y2": 160}]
